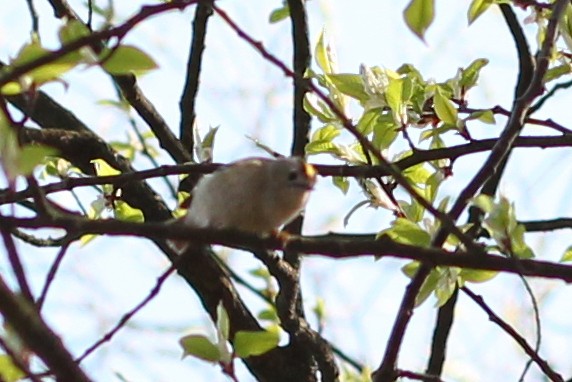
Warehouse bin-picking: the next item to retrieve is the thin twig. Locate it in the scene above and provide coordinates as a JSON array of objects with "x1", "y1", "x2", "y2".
[
  {"x1": 462, "y1": 287, "x2": 563, "y2": 382},
  {"x1": 25, "y1": 0, "x2": 39, "y2": 35},
  {"x1": 76, "y1": 264, "x2": 177, "y2": 363},
  {"x1": 0, "y1": 216, "x2": 34, "y2": 303},
  {"x1": 529, "y1": 79, "x2": 572, "y2": 114},
  {"x1": 37, "y1": 242, "x2": 72, "y2": 311}
]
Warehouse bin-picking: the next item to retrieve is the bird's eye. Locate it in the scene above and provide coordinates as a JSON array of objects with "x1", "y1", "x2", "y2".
[{"x1": 287, "y1": 170, "x2": 299, "y2": 181}]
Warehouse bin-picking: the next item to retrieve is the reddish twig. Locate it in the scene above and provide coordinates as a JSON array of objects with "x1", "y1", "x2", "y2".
[
  {"x1": 0, "y1": 1, "x2": 198, "y2": 89},
  {"x1": 76, "y1": 264, "x2": 177, "y2": 363},
  {"x1": 462, "y1": 287, "x2": 563, "y2": 382}
]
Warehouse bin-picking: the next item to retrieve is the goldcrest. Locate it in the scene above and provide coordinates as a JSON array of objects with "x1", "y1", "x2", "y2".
[{"x1": 171, "y1": 157, "x2": 316, "y2": 252}]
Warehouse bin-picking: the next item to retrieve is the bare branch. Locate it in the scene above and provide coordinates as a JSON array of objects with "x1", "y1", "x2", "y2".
[
  {"x1": 3, "y1": 215, "x2": 572, "y2": 282},
  {"x1": 0, "y1": 271, "x2": 92, "y2": 381},
  {"x1": 462, "y1": 287, "x2": 563, "y2": 382},
  {"x1": 179, "y1": 0, "x2": 214, "y2": 153},
  {"x1": 76, "y1": 265, "x2": 177, "y2": 363}
]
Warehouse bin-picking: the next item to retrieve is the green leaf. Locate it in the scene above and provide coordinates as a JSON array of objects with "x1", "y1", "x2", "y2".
[
  {"x1": 326, "y1": 74, "x2": 369, "y2": 102},
  {"x1": 311, "y1": 124, "x2": 341, "y2": 142},
  {"x1": 114, "y1": 201, "x2": 144, "y2": 222},
  {"x1": 560, "y1": 245, "x2": 572, "y2": 262},
  {"x1": 217, "y1": 302, "x2": 230, "y2": 341},
  {"x1": 305, "y1": 140, "x2": 339, "y2": 155},
  {"x1": 15, "y1": 145, "x2": 58, "y2": 176},
  {"x1": 101, "y1": 45, "x2": 158, "y2": 75},
  {"x1": 472, "y1": 194, "x2": 494, "y2": 213},
  {"x1": 303, "y1": 93, "x2": 336, "y2": 123},
  {"x1": 559, "y1": 4, "x2": 572, "y2": 52},
  {"x1": 459, "y1": 58, "x2": 489, "y2": 89},
  {"x1": 434, "y1": 268, "x2": 460, "y2": 307},
  {"x1": 403, "y1": 0, "x2": 435, "y2": 40},
  {"x1": 234, "y1": 329, "x2": 280, "y2": 358},
  {"x1": 372, "y1": 114, "x2": 399, "y2": 150},
  {"x1": 0, "y1": 116, "x2": 59, "y2": 180},
  {"x1": 2, "y1": 41, "x2": 78, "y2": 93},
  {"x1": 468, "y1": 0, "x2": 494, "y2": 25},
  {"x1": 403, "y1": 163, "x2": 432, "y2": 185},
  {"x1": 315, "y1": 28, "x2": 333, "y2": 74},
  {"x1": 269, "y1": 4, "x2": 289, "y2": 23},
  {"x1": 332, "y1": 176, "x2": 350, "y2": 194},
  {"x1": 59, "y1": 19, "x2": 91, "y2": 45},
  {"x1": 468, "y1": 110, "x2": 495, "y2": 124},
  {"x1": 433, "y1": 90, "x2": 458, "y2": 125},
  {"x1": 179, "y1": 334, "x2": 221, "y2": 362},
  {"x1": 258, "y1": 308, "x2": 279, "y2": 322},
  {"x1": 379, "y1": 218, "x2": 431, "y2": 247},
  {"x1": 385, "y1": 77, "x2": 405, "y2": 124},
  {"x1": 545, "y1": 64, "x2": 572, "y2": 83},
  {"x1": 459, "y1": 268, "x2": 498, "y2": 283},
  {"x1": 415, "y1": 267, "x2": 440, "y2": 306},
  {"x1": 312, "y1": 298, "x2": 327, "y2": 321},
  {"x1": 0, "y1": 355, "x2": 25, "y2": 382},
  {"x1": 91, "y1": 159, "x2": 121, "y2": 177}
]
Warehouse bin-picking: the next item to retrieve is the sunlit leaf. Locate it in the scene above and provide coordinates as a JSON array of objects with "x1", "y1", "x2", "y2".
[
  {"x1": 114, "y1": 201, "x2": 144, "y2": 222},
  {"x1": 560, "y1": 245, "x2": 572, "y2": 262},
  {"x1": 179, "y1": 334, "x2": 221, "y2": 362},
  {"x1": 434, "y1": 268, "x2": 460, "y2": 307},
  {"x1": 468, "y1": 0, "x2": 494, "y2": 25},
  {"x1": 59, "y1": 19, "x2": 91, "y2": 45},
  {"x1": 315, "y1": 28, "x2": 333, "y2": 74},
  {"x1": 327, "y1": 73, "x2": 369, "y2": 102},
  {"x1": 385, "y1": 77, "x2": 405, "y2": 124},
  {"x1": 311, "y1": 124, "x2": 341, "y2": 142},
  {"x1": 91, "y1": 159, "x2": 121, "y2": 177},
  {"x1": 460, "y1": 268, "x2": 498, "y2": 283},
  {"x1": 258, "y1": 308, "x2": 279, "y2": 322},
  {"x1": 379, "y1": 218, "x2": 431, "y2": 247},
  {"x1": 333, "y1": 176, "x2": 350, "y2": 194},
  {"x1": 468, "y1": 110, "x2": 495, "y2": 124},
  {"x1": 269, "y1": 4, "x2": 289, "y2": 23},
  {"x1": 216, "y1": 302, "x2": 230, "y2": 341},
  {"x1": 433, "y1": 90, "x2": 458, "y2": 125},
  {"x1": 234, "y1": 329, "x2": 280, "y2": 358},
  {"x1": 403, "y1": 0, "x2": 435, "y2": 40},
  {"x1": 101, "y1": 45, "x2": 158, "y2": 75},
  {"x1": 459, "y1": 58, "x2": 489, "y2": 89},
  {"x1": 0, "y1": 354, "x2": 25, "y2": 382}
]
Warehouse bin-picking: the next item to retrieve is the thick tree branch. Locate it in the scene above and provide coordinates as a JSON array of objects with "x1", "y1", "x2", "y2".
[
  {"x1": 0, "y1": 270, "x2": 92, "y2": 382},
  {"x1": 3, "y1": 215, "x2": 572, "y2": 282}
]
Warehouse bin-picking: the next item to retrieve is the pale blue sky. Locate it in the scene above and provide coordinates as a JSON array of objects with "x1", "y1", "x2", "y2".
[{"x1": 1, "y1": 1, "x2": 572, "y2": 381}]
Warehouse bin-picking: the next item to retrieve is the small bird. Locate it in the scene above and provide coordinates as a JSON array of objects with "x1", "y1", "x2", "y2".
[{"x1": 170, "y1": 157, "x2": 316, "y2": 253}]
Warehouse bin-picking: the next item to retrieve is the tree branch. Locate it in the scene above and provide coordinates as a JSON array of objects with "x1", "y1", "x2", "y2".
[
  {"x1": 0, "y1": 271, "x2": 92, "y2": 382},
  {"x1": 3, "y1": 215, "x2": 572, "y2": 282},
  {"x1": 462, "y1": 287, "x2": 563, "y2": 382},
  {"x1": 179, "y1": 0, "x2": 213, "y2": 153}
]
